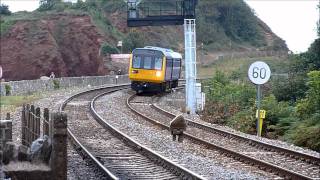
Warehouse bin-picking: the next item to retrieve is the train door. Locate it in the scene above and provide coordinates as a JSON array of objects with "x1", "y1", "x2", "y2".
[
  {"x1": 172, "y1": 58, "x2": 181, "y2": 80},
  {"x1": 165, "y1": 58, "x2": 173, "y2": 81}
]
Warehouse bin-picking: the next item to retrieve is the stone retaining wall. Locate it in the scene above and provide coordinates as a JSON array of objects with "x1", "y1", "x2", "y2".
[{"x1": 0, "y1": 75, "x2": 129, "y2": 96}]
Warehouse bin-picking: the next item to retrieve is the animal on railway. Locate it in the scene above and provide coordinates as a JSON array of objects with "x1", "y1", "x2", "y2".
[{"x1": 129, "y1": 46, "x2": 182, "y2": 93}]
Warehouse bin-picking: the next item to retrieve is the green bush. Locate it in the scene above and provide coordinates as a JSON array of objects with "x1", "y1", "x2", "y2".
[
  {"x1": 53, "y1": 2, "x2": 71, "y2": 12},
  {"x1": 0, "y1": 4, "x2": 11, "y2": 15},
  {"x1": 285, "y1": 113, "x2": 320, "y2": 151},
  {"x1": 5, "y1": 84, "x2": 11, "y2": 96},
  {"x1": 100, "y1": 42, "x2": 119, "y2": 55},
  {"x1": 52, "y1": 79, "x2": 60, "y2": 89},
  {"x1": 0, "y1": 20, "x2": 15, "y2": 36},
  {"x1": 38, "y1": 0, "x2": 55, "y2": 11},
  {"x1": 72, "y1": 0, "x2": 88, "y2": 10},
  {"x1": 205, "y1": 71, "x2": 255, "y2": 108},
  {"x1": 123, "y1": 31, "x2": 145, "y2": 53},
  {"x1": 296, "y1": 71, "x2": 320, "y2": 117},
  {"x1": 227, "y1": 109, "x2": 256, "y2": 134}
]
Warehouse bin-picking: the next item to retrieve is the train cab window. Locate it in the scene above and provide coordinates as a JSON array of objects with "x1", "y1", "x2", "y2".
[
  {"x1": 154, "y1": 57, "x2": 163, "y2": 70},
  {"x1": 133, "y1": 56, "x2": 142, "y2": 68},
  {"x1": 143, "y1": 56, "x2": 152, "y2": 69}
]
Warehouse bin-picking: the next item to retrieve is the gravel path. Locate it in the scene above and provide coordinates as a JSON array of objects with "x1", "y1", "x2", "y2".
[{"x1": 95, "y1": 90, "x2": 277, "y2": 179}]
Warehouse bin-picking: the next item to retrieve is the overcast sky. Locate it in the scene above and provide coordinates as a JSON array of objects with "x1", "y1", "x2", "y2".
[{"x1": 1, "y1": 0, "x2": 319, "y2": 53}]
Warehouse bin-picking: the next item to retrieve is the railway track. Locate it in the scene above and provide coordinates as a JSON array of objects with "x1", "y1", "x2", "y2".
[
  {"x1": 127, "y1": 93, "x2": 320, "y2": 180},
  {"x1": 60, "y1": 85, "x2": 204, "y2": 180}
]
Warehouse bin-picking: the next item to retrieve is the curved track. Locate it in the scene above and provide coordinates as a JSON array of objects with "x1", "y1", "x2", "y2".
[
  {"x1": 127, "y1": 93, "x2": 320, "y2": 180},
  {"x1": 60, "y1": 85, "x2": 204, "y2": 180}
]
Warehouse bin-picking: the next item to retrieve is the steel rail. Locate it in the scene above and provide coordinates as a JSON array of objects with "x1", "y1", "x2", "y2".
[
  {"x1": 152, "y1": 94, "x2": 320, "y2": 166},
  {"x1": 59, "y1": 84, "x2": 130, "y2": 180},
  {"x1": 127, "y1": 93, "x2": 315, "y2": 180},
  {"x1": 91, "y1": 91, "x2": 206, "y2": 180}
]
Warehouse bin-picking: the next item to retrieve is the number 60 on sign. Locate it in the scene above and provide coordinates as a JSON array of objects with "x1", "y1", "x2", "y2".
[{"x1": 248, "y1": 61, "x2": 271, "y2": 85}]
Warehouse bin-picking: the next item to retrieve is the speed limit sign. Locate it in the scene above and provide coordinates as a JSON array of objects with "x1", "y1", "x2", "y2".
[{"x1": 248, "y1": 61, "x2": 271, "y2": 85}]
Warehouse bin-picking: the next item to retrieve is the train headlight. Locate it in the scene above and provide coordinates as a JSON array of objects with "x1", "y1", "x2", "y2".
[{"x1": 156, "y1": 71, "x2": 162, "y2": 77}]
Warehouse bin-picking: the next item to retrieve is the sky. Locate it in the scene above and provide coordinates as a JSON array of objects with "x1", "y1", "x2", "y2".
[
  {"x1": 1, "y1": 0, "x2": 319, "y2": 53},
  {"x1": 245, "y1": 0, "x2": 319, "y2": 53}
]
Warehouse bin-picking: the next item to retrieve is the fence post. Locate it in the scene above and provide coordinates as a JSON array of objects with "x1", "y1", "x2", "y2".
[
  {"x1": 21, "y1": 104, "x2": 26, "y2": 145},
  {"x1": 35, "y1": 107, "x2": 41, "y2": 139},
  {"x1": 50, "y1": 112, "x2": 67, "y2": 180},
  {"x1": 25, "y1": 104, "x2": 30, "y2": 146},
  {"x1": 30, "y1": 105, "x2": 35, "y2": 144},
  {"x1": 5, "y1": 113, "x2": 12, "y2": 142},
  {"x1": 43, "y1": 108, "x2": 49, "y2": 136},
  {"x1": 0, "y1": 113, "x2": 12, "y2": 151}
]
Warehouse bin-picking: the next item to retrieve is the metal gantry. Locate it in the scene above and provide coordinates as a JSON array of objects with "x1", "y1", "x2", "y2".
[{"x1": 184, "y1": 19, "x2": 197, "y2": 113}]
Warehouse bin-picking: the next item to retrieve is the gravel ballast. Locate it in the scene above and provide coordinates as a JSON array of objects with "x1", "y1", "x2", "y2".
[{"x1": 95, "y1": 90, "x2": 277, "y2": 179}]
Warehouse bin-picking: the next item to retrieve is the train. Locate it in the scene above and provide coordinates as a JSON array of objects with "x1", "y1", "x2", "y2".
[{"x1": 129, "y1": 46, "x2": 182, "y2": 93}]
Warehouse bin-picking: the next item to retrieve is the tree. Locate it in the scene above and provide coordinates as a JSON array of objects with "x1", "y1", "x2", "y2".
[
  {"x1": 38, "y1": 0, "x2": 56, "y2": 11},
  {"x1": 123, "y1": 31, "x2": 145, "y2": 53},
  {"x1": 100, "y1": 42, "x2": 119, "y2": 55},
  {"x1": 0, "y1": 4, "x2": 11, "y2": 15}
]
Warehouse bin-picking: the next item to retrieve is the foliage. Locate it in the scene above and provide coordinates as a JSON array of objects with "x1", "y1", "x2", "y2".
[
  {"x1": 272, "y1": 43, "x2": 320, "y2": 103},
  {"x1": 0, "y1": 4, "x2": 11, "y2": 15},
  {"x1": 201, "y1": 101, "x2": 240, "y2": 124},
  {"x1": 285, "y1": 113, "x2": 320, "y2": 151},
  {"x1": 196, "y1": 0, "x2": 266, "y2": 48},
  {"x1": 52, "y1": 79, "x2": 60, "y2": 89},
  {"x1": 205, "y1": 71, "x2": 255, "y2": 107},
  {"x1": 260, "y1": 95, "x2": 296, "y2": 136},
  {"x1": 5, "y1": 84, "x2": 11, "y2": 96},
  {"x1": 271, "y1": 74, "x2": 307, "y2": 102},
  {"x1": 0, "y1": 20, "x2": 15, "y2": 36},
  {"x1": 100, "y1": 42, "x2": 119, "y2": 55},
  {"x1": 296, "y1": 71, "x2": 320, "y2": 117},
  {"x1": 123, "y1": 31, "x2": 145, "y2": 53},
  {"x1": 227, "y1": 109, "x2": 256, "y2": 134},
  {"x1": 203, "y1": 62, "x2": 319, "y2": 150},
  {"x1": 73, "y1": 0, "x2": 88, "y2": 10},
  {"x1": 38, "y1": 0, "x2": 56, "y2": 11},
  {"x1": 202, "y1": 71, "x2": 255, "y2": 125}
]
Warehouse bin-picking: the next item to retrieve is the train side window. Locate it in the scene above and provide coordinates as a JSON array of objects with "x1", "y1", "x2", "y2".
[
  {"x1": 173, "y1": 59, "x2": 181, "y2": 67},
  {"x1": 143, "y1": 56, "x2": 152, "y2": 69},
  {"x1": 155, "y1": 57, "x2": 162, "y2": 70},
  {"x1": 133, "y1": 56, "x2": 142, "y2": 68}
]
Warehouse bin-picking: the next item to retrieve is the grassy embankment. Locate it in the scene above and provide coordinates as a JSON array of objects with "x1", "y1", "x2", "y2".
[
  {"x1": 0, "y1": 94, "x2": 41, "y2": 116},
  {"x1": 198, "y1": 56, "x2": 289, "y2": 78}
]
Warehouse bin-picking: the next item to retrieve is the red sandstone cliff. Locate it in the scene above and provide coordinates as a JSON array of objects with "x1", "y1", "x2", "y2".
[{"x1": 0, "y1": 14, "x2": 106, "y2": 81}]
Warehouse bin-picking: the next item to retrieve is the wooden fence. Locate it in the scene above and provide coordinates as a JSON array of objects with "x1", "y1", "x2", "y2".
[
  {"x1": 0, "y1": 113, "x2": 12, "y2": 150},
  {"x1": 21, "y1": 104, "x2": 50, "y2": 147}
]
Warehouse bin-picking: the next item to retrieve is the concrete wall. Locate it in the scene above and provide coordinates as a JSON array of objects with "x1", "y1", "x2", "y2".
[{"x1": 0, "y1": 75, "x2": 129, "y2": 96}]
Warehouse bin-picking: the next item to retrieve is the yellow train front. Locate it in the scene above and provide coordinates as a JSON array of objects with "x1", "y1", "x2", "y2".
[{"x1": 129, "y1": 46, "x2": 182, "y2": 93}]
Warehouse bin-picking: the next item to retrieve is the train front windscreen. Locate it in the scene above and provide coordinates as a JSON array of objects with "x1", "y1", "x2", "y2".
[{"x1": 132, "y1": 49, "x2": 164, "y2": 70}]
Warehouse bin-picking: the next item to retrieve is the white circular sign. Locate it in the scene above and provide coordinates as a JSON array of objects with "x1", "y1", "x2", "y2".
[
  {"x1": 248, "y1": 61, "x2": 271, "y2": 85},
  {"x1": 0, "y1": 66, "x2": 2, "y2": 79}
]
